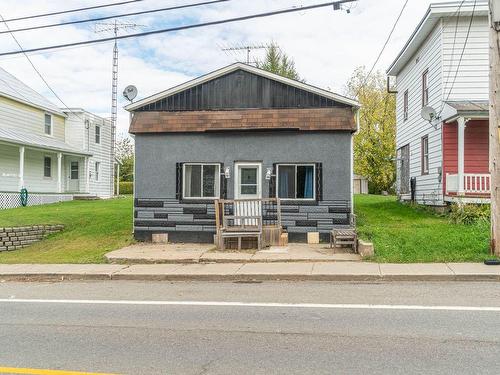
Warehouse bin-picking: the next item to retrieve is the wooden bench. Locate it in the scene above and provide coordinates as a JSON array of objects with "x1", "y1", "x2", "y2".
[
  {"x1": 330, "y1": 214, "x2": 357, "y2": 252},
  {"x1": 220, "y1": 215, "x2": 262, "y2": 251}
]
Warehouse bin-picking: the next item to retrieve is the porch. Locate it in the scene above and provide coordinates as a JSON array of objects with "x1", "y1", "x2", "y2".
[{"x1": 441, "y1": 101, "x2": 490, "y2": 203}]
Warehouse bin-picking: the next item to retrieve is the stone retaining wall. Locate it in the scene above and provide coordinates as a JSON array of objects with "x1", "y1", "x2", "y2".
[{"x1": 0, "y1": 225, "x2": 64, "y2": 251}]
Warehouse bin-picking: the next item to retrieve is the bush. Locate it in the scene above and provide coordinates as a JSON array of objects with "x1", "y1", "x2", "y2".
[
  {"x1": 119, "y1": 181, "x2": 133, "y2": 195},
  {"x1": 449, "y1": 203, "x2": 490, "y2": 225}
]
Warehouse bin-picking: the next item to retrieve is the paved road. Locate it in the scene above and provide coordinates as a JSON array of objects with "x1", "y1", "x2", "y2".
[{"x1": 1, "y1": 281, "x2": 500, "y2": 374}]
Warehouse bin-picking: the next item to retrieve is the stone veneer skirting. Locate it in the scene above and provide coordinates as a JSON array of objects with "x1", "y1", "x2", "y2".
[
  {"x1": 134, "y1": 198, "x2": 351, "y2": 243},
  {"x1": 0, "y1": 224, "x2": 64, "y2": 251}
]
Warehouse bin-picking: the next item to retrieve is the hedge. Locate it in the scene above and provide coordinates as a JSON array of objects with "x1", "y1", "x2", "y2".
[{"x1": 119, "y1": 181, "x2": 133, "y2": 195}]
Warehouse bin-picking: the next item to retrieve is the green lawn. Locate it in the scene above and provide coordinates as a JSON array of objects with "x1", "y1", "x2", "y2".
[
  {"x1": 0, "y1": 194, "x2": 492, "y2": 263},
  {"x1": 0, "y1": 197, "x2": 134, "y2": 264},
  {"x1": 355, "y1": 194, "x2": 492, "y2": 262}
]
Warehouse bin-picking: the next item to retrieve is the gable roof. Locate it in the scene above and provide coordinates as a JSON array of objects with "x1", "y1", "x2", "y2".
[
  {"x1": 0, "y1": 67, "x2": 65, "y2": 116},
  {"x1": 386, "y1": 1, "x2": 488, "y2": 76},
  {"x1": 124, "y1": 62, "x2": 359, "y2": 111}
]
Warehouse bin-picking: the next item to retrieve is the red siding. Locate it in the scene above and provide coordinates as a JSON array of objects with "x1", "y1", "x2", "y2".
[{"x1": 442, "y1": 119, "x2": 489, "y2": 194}]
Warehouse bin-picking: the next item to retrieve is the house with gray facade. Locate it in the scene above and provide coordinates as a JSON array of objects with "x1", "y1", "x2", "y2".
[{"x1": 126, "y1": 63, "x2": 359, "y2": 243}]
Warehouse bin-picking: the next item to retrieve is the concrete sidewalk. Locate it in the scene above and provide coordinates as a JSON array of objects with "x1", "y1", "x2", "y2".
[{"x1": 1, "y1": 262, "x2": 500, "y2": 281}]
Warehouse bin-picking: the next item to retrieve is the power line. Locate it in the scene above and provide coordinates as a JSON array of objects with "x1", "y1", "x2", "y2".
[
  {"x1": 1, "y1": 0, "x2": 146, "y2": 23},
  {"x1": 0, "y1": 0, "x2": 229, "y2": 35},
  {"x1": 0, "y1": 0, "x2": 357, "y2": 57}
]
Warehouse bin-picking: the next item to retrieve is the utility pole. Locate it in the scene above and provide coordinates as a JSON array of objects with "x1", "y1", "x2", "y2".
[
  {"x1": 95, "y1": 21, "x2": 140, "y2": 196},
  {"x1": 489, "y1": 0, "x2": 500, "y2": 255}
]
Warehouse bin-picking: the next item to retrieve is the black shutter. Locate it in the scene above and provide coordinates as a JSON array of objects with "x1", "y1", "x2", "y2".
[
  {"x1": 175, "y1": 162, "x2": 183, "y2": 200},
  {"x1": 220, "y1": 163, "x2": 227, "y2": 199},
  {"x1": 269, "y1": 163, "x2": 277, "y2": 198},
  {"x1": 315, "y1": 163, "x2": 323, "y2": 201}
]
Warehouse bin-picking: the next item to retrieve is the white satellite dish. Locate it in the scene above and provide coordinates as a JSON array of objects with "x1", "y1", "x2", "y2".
[
  {"x1": 421, "y1": 105, "x2": 437, "y2": 122},
  {"x1": 123, "y1": 85, "x2": 138, "y2": 102}
]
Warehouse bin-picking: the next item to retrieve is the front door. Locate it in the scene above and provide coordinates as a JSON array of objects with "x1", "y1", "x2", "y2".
[
  {"x1": 234, "y1": 162, "x2": 262, "y2": 225},
  {"x1": 68, "y1": 159, "x2": 80, "y2": 192}
]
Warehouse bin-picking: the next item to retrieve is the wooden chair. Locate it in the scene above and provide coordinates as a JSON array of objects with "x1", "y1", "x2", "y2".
[
  {"x1": 330, "y1": 214, "x2": 357, "y2": 252},
  {"x1": 220, "y1": 215, "x2": 262, "y2": 250}
]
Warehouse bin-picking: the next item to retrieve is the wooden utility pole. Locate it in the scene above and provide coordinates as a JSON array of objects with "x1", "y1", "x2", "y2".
[{"x1": 490, "y1": 0, "x2": 500, "y2": 255}]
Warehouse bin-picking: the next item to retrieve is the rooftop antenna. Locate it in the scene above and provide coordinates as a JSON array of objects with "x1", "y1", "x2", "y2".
[
  {"x1": 221, "y1": 43, "x2": 267, "y2": 64},
  {"x1": 95, "y1": 20, "x2": 143, "y2": 195}
]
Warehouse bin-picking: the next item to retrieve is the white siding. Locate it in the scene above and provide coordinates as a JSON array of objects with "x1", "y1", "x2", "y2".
[
  {"x1": 64, "y1": 112, "x2": 113, "y2": 198},
  {"x1": 0, "y1": 96, "x2": 65, "y2": 140},
  {"x1": 0, "y1": 142, "x2": 20, "y2": 191},
  {"x1": 442, "y1": 15, "x2": 489, "y2": 101},
  {"x1": 395, "y1": 21, "x2": 444, "y2": 205}
]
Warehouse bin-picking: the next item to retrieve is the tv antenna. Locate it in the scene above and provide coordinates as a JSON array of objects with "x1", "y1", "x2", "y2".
[
  {"x1": 123, "y1": 85, "x2": 138, "y2": 102},
  {"x1": 221, "y1": 43, "x2": 267, "y2": 64},
  {"x1": 95, "y1": 20, "x2": 143, "y2": 195}
]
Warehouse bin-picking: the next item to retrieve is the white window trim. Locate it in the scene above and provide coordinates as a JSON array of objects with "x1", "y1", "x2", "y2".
[
  {"x1": 44, "y1": 113, "x2": 53, "y2": 137},
  {"x1": 182, "y1": 163, "x2": 220, "y2": 200},
  {"x1": 43, "y1": 155, "x2": 52, "y2": 179},
  {"x1": 95, "y1": 125, "x2": 101, "y2": 144},
  {"x1": 403, "y1": 90, "x2": 409, "y2": 121},
  {"x1": 276, "y1": 163, "x2": 316, "y2": 201},
  {"x1": 234, "y1": 162, "x2": 262, "y2": 199}
]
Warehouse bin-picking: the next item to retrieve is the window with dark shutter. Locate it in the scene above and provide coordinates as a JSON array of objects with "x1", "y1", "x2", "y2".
[
  {"x1": 315, "y1": 162, "x2": 323, "y2": 201},
  {"x1": 268, "y1": 163, "x2": 277, "y2": 198},
  {"x1": 220, "y1": 163, "x2": 227, "y2": 199},
  {"x1": 175, "y1": 163, "x2": 183, "y2": 200}
]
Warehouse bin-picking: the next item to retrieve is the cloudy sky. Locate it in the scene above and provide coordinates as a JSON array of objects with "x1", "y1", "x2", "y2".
[{"x1": 0, "y1": 0, "x2": 436, "y2": 136}]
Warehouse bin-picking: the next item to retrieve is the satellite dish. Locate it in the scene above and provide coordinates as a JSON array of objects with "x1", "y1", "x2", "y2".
[
  {"x1": 421, "y1": 106, "x2": 437, "y2": 122},
  {"x1": 123, "y1": 85, "x2": 138, "y2": 102}
]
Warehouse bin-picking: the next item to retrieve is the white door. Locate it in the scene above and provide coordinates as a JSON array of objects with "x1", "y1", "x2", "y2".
[
  {"x1": 68, "y1": 159, "x2": 80, "y2": 192},
  {"x1": 234, "y1": 162, "x2": 262, "y2": 225}
]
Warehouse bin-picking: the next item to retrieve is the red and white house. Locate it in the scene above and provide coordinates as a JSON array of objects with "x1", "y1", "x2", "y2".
[{"x1": 387, "y1": 1, "x2": 490, "y2": 206}]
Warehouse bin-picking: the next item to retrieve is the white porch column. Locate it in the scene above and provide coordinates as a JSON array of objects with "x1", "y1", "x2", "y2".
[
  {"x1": 116, "y1": 163, "x2": 120, "y2": 196},
  {"x1": 18, "y1": 146, "x2": 24, "y2": 190},
  {"x1": 457, "y1": 116, "x2": 466, "y2": 195},
  {"x1": 85, "y1": 156, "x2": 90, "y2": 193},
  {"x1": 57, "y1": 153, "x2": 62, "y2": 193}
]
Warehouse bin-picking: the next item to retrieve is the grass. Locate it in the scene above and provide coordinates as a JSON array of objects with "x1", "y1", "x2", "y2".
[
  {"x1": 355, "y1": 194, "x2": 492, "y2": 263},
  {"x1": 0, "y1": 197, "x2": 134, "y2": 264},
  {"x1": 0, "y1": 194, "x2": 492, "y2": 264}
]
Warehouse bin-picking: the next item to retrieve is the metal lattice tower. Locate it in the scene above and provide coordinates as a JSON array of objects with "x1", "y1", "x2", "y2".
[{"x1": 95, "y1": 20, "x2": 141, "y2": 195}]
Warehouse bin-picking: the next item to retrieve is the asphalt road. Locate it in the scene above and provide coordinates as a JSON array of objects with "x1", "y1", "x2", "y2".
[{"x1": 1, "y1": 281, "x2": 500, "y2": 374}]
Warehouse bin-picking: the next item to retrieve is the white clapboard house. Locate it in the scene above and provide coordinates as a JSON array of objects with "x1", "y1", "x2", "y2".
[
  {"x1": 0, "y1": 67, "x2": 115, "y2": 209},
  {"x1": 387, "y1": 0, "x2": 490, "y2": 206}
]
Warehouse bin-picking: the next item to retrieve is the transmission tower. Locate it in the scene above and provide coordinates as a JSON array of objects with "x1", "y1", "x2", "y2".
[{"x1": 95, "y1": 20, "x2": 141, "y2": 195}]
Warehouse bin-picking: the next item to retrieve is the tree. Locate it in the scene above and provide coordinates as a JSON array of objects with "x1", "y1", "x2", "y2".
[
  {"x1": 116, "y1": 136, "x2": 134, "y2": 182},
  {"x1": 256, "y1": 43, "x2": 302, "y2": 81},
  {"x1": 345, "y1": 67, "x2": 396, "y2": 193}
]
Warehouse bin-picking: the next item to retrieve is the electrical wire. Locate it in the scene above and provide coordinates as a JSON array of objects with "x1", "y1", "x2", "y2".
[
  {"x1": 1, "y1": 0, "x2": 146, "y2": 23},
  {"x1": 0, "y1": 0, "x2": 229, "y2": 35},
  {"x1": 0, "y1": 0, "x2": 357, "y2": 57}
]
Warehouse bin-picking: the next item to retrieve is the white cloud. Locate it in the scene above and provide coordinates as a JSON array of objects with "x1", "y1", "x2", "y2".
[{"x1": 0, "y1": 0, "x2": 435, "y2": 136}]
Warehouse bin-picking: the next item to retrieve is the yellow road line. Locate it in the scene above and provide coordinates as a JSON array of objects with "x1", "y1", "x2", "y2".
[{"x1": 0, "y1": 367, "x2": 119, "y2": 375}]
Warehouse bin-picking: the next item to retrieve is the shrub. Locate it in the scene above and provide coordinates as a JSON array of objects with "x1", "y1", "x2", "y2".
[
  {"x1": 119, "y1": 181, "x2": 133, "y2": 195},
  {"x1": 449, "y1": 203, "x2": 490, "y2": 225}
]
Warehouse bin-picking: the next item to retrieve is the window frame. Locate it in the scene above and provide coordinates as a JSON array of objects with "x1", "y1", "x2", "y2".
[
  {"x1": 44, "y1": 113, "x2": 53, "y2": 136},
  {"x1": 421, "y1": 135, "x2": 429, "y2": 175},
  {"x1": 95, "y1": 125, "x2": 101, "y2": 144},
  {"x1": 403, "y1": 89, "x2": 409, "y2": 121},
  {"x1": 95, "y1": 161, "x2": 100, "y2": 181},
  {"x1": 276, "y1": 163, "x2": 316, "y2": 201},
  {"x1": 43, "y1": 156, "x2": 52, "y2": 178},
  {"x1": 422, "y1": 69, "x2": 429, "y2": 107},
  {"x1": 182, "y1": 163, "x2": 221, "y2": 200}
]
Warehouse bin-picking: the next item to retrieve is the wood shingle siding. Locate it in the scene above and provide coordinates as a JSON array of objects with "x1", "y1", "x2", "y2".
[{"x1": 129, "y1": 108, "x2": 356, "y2": 134}]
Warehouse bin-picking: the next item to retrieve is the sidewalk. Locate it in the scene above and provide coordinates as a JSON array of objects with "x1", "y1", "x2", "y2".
[{"x1": 1, "y1": 262, "x2": 500, "y2": 281}]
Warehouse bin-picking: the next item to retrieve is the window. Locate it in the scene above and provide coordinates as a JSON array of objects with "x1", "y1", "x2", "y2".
[
  {"x1": 44, "y1": 156, "x2": 51, "y2": 177},
  {"x1": 44, "y1": 114, "x2": 52, "y2": 135},
  {"x1": 95, "y1": 125, "x2": 100, "y2": 144},
  {"x1": 403, "y1": 90, "x2": 409, "y2": 121},
  {"x1": 422, "y1": 70, "x2": 429, "y2": 107},
  {"x1": 421, "y1": 136, "x2": 429, "y2": 175},
  {"x1": 70, "y1": 161, "x2": 79, "y2": 180},
  {"x1": 277, "y1": 164, "x2": 315, "y2": 200},
  {"x1": 183, "y1": 163, "x2": 220, "y2": 199},
  {"x1": 95, "y1": 162, "x2": 100, "y2": 181}
]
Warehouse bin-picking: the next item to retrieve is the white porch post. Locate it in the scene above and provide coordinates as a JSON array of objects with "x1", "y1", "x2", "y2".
[
  {"x1": 18, "y1": 146, "x2": 24, "y2": 190},
  {"x1": 116, "y1": 163, "x2": 120, "y2": 196},
  {"x1": 57, "y1": 153, "x2": 62, "y2": 193},
  {"x1": 85, "y1": 156, "x2": 90, "y2": 193},
  {"x1": 457, "y1": 117, "x2": 466, "y2": 196}
]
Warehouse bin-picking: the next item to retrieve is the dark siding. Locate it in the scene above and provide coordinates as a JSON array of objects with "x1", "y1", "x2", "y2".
[{"x1": 136, "y1": 69, "x2": 349, "y2": 111}]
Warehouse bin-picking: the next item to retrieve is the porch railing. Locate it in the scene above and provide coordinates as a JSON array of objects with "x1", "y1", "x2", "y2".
[{"x1": 446, "y1": 173, "x2": 491, "y2": 195}]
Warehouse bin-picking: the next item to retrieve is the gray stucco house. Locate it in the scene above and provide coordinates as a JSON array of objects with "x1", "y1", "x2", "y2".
[{"x1": 126, "y1": 63, "x2": 360, "y2": 242}]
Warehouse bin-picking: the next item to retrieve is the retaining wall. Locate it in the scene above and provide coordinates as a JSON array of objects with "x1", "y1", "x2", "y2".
[{"x1": 0, "y1": 224, "x2": 64, "y2": 251}]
